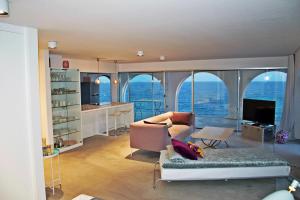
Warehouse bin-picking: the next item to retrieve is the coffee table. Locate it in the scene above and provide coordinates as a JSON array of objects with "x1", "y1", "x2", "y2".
[{"x1": 191, "y1": 126, "x2": 234, "y2": 148}]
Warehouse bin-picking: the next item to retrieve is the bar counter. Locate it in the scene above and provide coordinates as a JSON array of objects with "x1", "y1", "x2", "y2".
[{"x1": 81, "y1": 102, "x2": 134, "y2": 138}]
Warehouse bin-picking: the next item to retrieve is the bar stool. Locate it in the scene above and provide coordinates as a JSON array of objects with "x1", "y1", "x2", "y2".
[
  {"x1": 109, "y1": 111, "x2": 122, "y2": 136},
  {"x1": 120, "y1": 109, "x2": 132, "y2": 132}
]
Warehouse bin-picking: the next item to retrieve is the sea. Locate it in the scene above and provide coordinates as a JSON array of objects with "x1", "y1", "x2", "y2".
[{"x1": 100, "y1": 81, "x2": 286, "y2": 126}]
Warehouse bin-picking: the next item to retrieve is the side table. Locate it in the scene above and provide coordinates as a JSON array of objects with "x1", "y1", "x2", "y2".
[{"x1": 43, "y1": 149, "x2": 61, "y2": 195}]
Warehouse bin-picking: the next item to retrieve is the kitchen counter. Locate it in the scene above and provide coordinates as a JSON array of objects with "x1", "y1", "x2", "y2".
[
  {"x1": 81, "y1": 102, "x2": 131, "y2": 111},
  {"x1": 81, "y1": 102, "x2": 134, "y2": 138}
]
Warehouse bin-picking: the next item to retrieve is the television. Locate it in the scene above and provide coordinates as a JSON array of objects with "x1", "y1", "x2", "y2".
[{"x1": 242, "y1": 98, "x2": 276, "y2": 125}]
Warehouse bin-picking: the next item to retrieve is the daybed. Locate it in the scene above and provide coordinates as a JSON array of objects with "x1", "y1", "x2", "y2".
[
  {"x1": 130, "y1": 112, "x2": 195, "y2": 152},
  {"x1": 158, "y1": 148, "x2": 290, "y2": 181}
]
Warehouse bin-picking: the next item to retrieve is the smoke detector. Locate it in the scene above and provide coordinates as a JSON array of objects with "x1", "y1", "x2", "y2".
[
  {"x1": 137, "y1": 50, "x2": 144, "y2": 57},
  {"x1": 48, "y1": 41, "x2": 57, "y2": 49}
]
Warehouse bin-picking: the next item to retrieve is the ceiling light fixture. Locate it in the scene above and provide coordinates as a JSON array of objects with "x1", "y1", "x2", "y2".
[
  {"x1": 0, "y1": 0, "x2": 9, "y2": 16},
  {"x1": 160, "y1": 56, "x2": 165, "y2": 61},
  {"x1": 113, "y1": 60, "x2": 119, "y2": 84},
  {"x1": 48, "y1": 41, "x2": 57, "y2": 49},
  {"x1": 137, "y1": 50, "x2": 144, "y2": 57},
  {"x1": 95, "y1": 58, "x2": 100, "y2": 85}
]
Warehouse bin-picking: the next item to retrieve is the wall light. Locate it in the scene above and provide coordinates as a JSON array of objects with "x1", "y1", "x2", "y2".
[
  {"x1": 113, "y1": 79, "x2": 118, "y2": 84},
  {"x1": 0, "y1": 0, "x2": 9, "y2": 16}
]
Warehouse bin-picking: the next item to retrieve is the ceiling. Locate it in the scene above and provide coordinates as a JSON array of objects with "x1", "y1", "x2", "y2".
[{"x1": 1, "y1": 0, "x2": 300, "y2": 62}]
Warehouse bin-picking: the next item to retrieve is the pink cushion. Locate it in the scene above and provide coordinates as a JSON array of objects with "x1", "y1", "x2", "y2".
[
  {"x1": 171, "y1": 139, "x2": 198, "y2": 160},
  {"x1": 170, "y1": 112, "x2": 192, "y2": 125}
]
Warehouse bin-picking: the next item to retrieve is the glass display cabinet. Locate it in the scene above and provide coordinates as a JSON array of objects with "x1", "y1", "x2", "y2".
[{"x1": 50, "y1": 68, "x2": 82, "y2": 152}]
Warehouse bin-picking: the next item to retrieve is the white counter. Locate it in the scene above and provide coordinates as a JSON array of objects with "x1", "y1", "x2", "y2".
[{"x1": 81, "y1": 102, "x2": 134, "y2": 138}]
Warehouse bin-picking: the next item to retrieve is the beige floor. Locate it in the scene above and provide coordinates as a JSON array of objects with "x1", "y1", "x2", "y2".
[{"x1": 44, "y1": 132, "x2": 300, "y2": 200}]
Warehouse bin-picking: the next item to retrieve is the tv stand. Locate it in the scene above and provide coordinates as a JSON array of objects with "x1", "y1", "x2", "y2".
[{"x1": 241, "y1": 123, "x2": 275, "y2": 143}]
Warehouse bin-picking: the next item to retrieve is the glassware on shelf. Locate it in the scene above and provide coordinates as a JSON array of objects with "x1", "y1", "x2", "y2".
[{"x1": 50, "y1": 68, "x2": 82, "y2": 151}]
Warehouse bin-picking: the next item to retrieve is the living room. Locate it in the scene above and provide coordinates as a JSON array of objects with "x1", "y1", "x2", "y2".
[{"x1": 1, "y1": 1, "x2": 300, "y2": 200}]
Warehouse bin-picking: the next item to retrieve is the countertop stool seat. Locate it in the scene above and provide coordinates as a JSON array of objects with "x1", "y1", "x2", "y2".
[
  {"x1": 120, "y1": 109, "x2": 132, "y2": 132},
  {"x1": 109, "y1": 111, "x2": 122, "y2": 136}
]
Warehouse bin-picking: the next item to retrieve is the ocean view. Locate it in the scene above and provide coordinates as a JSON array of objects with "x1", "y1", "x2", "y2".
[
  {"x1": 98, "y1": 71, "x2": 286, "y2": 127},
  {"x1": 117, "y1": 80, "x2": 286, "y2": 126}
]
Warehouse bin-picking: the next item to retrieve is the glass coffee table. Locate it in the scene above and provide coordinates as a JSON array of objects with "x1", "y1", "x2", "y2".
[{"x1": 191, "y1": 126, "x2": 234, "y2": 148}]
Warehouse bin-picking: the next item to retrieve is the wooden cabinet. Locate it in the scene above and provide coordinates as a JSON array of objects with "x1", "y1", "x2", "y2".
[{"x1": 241, "y1": 124, "x2": 275, "y2": 143}]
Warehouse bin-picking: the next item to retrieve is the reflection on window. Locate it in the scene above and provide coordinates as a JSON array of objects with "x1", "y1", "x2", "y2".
[{"x1": 244, "y1": 71, "x2": 287, "y2": 126}]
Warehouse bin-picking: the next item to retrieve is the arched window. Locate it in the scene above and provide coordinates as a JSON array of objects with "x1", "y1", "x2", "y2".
[
  {"x1": 177, "y1": 76, "x2": 192, "y2": 112},
  {"x1": 123, "y1": 73, "x2": 164, "y2": 121},
  {"x1": 177, "y1": 72, "x2": 230, "y2": 128},
  {"x1": 98, "y1": 75, "x2": 111, "y2": 104},
  {"x1": 243, "y1": 71, "x2": 287, "y2": 125}
]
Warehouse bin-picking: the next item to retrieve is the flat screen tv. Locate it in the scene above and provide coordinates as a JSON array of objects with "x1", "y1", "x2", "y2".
[{"x1": 242, "y1": 98, "x2": 276, "y2": 125}]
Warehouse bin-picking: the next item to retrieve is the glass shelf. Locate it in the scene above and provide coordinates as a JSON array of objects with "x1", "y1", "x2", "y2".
[
  {"x1": 51, "y1": 80, "x2": 80, "y2": 83},
  {"x1": 53, "y1": 118, "x2": 80, "y2": 125},
  {"x1": 51, "y1": 92, "x2": 80, "y2": 96},
  {"x1": 52, "y1": 104, "x2": 80, "y2": 109},
  {"x1": 53, "y1": 130, "x2": 80, "y2": 138}
]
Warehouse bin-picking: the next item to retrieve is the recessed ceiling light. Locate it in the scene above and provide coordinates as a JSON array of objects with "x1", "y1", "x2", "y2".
[
  {"x1": 48, "y1": 41, "x2": 57, "y2": 49},
  {"x1": 137, "y1": 50, "x2": 144, "y2": 57},
  {"x1": 160, "y1": 56, "x2": 165, "y2": 61},
  {"x1": 0, "y1": 0, "x2": 9, "y2": 16}
]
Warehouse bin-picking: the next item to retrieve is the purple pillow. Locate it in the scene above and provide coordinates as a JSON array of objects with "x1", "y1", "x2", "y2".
[{"x1": 171, "y1": 139, "x2": 198, "y2": 160}]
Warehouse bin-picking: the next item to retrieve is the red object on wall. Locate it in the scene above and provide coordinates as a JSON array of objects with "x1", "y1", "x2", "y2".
[{"x1": 63, "y1": 60, "x2": 69, "y2": 68}]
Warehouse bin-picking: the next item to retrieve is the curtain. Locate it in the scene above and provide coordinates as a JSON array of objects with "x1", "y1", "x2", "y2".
[{"x1": 280, "y1": 55, "x2": 295, "y2": 138}]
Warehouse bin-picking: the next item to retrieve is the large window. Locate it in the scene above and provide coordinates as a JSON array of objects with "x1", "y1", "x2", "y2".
[
  {"x1": 178, "y1": 71, "x2": 238, "y2": 128},
  {"x1": 193, "y1": 72, "x2": 232, "y2": 128},
  {"x1": 121, "y1": 73, "x2": 165, "y2": 121},
  {"x1": 243, "y1": 71, "x2": 287, "y2": 126},
  {"x1": 177, "y1": 69, "x2": 287, "y2": 129}
]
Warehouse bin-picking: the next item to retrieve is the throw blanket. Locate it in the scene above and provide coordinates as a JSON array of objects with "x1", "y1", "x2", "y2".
[
  {"x1": 166, "y1": 145, "x2": 185, "y2": 164},
  {"x1": 162, "y1": 148, "x2": 289, "y2": 169}
]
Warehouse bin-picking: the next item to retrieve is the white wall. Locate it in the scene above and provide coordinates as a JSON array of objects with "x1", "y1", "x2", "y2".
[
  {"x1": 0, "y1": 23, "x2": 45, "y2": 199},
  {"x1": 294, "y1": 49, "x2": 300, "y2": 139},
  {"x1": 118, "y1": 56, "x2": 288, "y2": 72},
  {"x1": 39, "y1": 49, "x2": 53, "y2": 145}
]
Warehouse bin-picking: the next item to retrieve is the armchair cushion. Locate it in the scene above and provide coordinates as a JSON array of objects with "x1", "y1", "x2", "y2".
[
  {"x1": 170, "y1": 112, "x2": 193, "y2": 125},
  {"x1": 143, "y1": 120, "x2": 167, "y2": 125}
]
